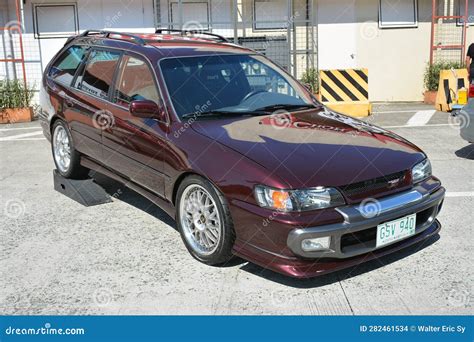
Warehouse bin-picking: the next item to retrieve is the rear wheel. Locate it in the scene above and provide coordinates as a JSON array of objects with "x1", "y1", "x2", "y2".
[
  {"x1": 51, "y1": 120, "x2": 89, "y2": 179},
  {"x1": 176, "y1": 175, "x2": 235, "y2": 265}
]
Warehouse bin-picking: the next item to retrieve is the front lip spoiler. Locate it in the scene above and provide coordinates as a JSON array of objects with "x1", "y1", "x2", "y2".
[{"x1": 287, "y1": 186, "x2": 445, "y2": 259}]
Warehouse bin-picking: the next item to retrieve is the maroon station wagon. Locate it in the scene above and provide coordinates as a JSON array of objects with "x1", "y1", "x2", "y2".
[{"x1": 39, "y1": 30, "x2": 445, "y2": 278}]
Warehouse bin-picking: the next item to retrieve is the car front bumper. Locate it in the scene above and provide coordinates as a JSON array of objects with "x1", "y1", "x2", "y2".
[
  {"x1": 231, "y1": 183, "x2": 445, "y2": 278},
  {"x1": 287, "y1": 185, "x2": 445, "y2": 259}
]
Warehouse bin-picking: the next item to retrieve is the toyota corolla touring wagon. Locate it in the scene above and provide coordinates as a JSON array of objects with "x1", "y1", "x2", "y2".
[{"x1": 39, "y1": 30, "x2": 445, "y2": 278}]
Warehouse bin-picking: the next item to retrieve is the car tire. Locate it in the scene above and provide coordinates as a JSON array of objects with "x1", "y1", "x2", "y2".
[
  {"x1": 176, "y1": 175, "x2": 235, "y2": 265},
  {"x1": 51, "y1": 120, "x2": 89, "y2": 179}
]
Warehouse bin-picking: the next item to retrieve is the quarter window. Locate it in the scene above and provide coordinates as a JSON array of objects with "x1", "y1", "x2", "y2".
[
  {"x1": 74, "y1": 49, "x2": 121, "y2": 100},
  {"x1": 49, "y1": 45, "x2": 87, "y2": 86},
  {"x1": 114, "y1": 56, "x2": 160, "y2": 107}
]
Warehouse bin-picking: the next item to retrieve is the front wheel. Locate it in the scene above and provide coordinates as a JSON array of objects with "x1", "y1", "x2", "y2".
[{"x1": 176, "y1": 175, "x2": 235, "y2": 265}]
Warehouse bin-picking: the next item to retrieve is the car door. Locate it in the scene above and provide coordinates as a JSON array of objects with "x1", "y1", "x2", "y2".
[
  {"x1": 46, "y1": 45, "x2": 101, "y2": 161},
  {"x1": 101, "y1": 53, "x2": 168, "y2": 198},
  {"x1": 64, "y1": 47, "x2": 121, "y2": 162}
]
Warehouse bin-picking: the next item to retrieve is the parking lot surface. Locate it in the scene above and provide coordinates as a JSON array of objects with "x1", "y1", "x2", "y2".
[{"x1": 0, "y1": 103, "x2": 472, "y2": 315}]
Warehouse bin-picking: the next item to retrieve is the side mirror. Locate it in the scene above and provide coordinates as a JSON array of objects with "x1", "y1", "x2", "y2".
[{"x1": 129, "y1": 100, "x2": 166, "y2": 121}]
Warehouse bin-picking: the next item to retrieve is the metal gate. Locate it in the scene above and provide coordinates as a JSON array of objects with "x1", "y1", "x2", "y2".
[{"x1": 153, "y1": 0, "x2": 318, "y2": 79}]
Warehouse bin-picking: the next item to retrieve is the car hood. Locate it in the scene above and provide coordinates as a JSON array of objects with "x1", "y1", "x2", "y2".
[{"x1": 190, "y1": 107, "x2": 425, "y2": 188}]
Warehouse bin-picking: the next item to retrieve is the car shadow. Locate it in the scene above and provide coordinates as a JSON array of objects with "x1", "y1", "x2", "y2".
[
  {"x1": 90, "y1": 172, "x2": 177, "y2": 228},
  {"x1": 239, "y1": 234, "x2": 440, "y2": 288},
  {"x1": 89, "y1": 172, "x2": 248, "y2": 269},
  {"x1": 455, "y1": 144, "x2": 474, "y2": 160}
]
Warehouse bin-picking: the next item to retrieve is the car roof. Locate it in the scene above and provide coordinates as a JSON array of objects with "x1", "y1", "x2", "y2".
[{"x1": 71, "y1": 30, "x2": 254, "y2": 60}]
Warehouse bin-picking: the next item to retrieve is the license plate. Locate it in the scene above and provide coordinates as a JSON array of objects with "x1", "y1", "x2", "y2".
[{"x1": 376, "y1": 214, "x2": 416, "y2": 248}]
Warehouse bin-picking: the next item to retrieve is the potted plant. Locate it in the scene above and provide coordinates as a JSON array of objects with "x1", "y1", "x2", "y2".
[
  {"x1": 423, "y1": 61, "x2": 463, "y2": 105},
  {"x1": 301, "y1": 67, "x2": 319, "y2": 96},
  {"x1": 0, "y1": 79, "x2": 35, "y2": 124}
]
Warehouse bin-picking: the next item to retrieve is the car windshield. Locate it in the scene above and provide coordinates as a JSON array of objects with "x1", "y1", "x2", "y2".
[{"x1": 159, "y1": 54, "x2": 314, "y2": 119}]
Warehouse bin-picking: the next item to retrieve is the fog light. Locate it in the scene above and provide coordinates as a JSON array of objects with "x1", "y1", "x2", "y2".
[{"x1": 301, "y1": 237, "x2": 331, "y2": 252}]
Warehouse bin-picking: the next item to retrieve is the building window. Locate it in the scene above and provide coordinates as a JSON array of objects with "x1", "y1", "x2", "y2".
[
  {"x1": 254, "y1": 0, "x2": 288, "y2": 30},
  {"x1": 457, "y1": 0, "x2": 474, "y2": 25},
  {"x1": 170, "y1": 1, "x2": 209, "y2": 30},
  {"x1": 379, "y1": 0, "x2": 418, "y2": 28},
  {"x1": 33, "y1": 3, "x2": 79, "y2": 39}
]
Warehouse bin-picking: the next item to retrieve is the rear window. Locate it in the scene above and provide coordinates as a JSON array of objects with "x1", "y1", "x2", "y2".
[
  {"x1": 74, "y1": 49, "x2": 121, "y2": 100},
  {"x1": 49, "y1": 45, "x2": 88, "y2": 86}
]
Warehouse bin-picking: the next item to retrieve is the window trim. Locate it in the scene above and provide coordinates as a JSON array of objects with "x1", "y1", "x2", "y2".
[
  {"x1": 378, "y1": 0, "x2": 418, "y2": 29},
  {"x1": 253, "y1": 0, "x2": 288, "y2": 31},
  {"x1": 33, "y1": 2, "x2": 79, "y2": 39}
]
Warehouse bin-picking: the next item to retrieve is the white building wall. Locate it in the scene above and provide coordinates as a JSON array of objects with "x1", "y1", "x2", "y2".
[{"x1": 317, "y1": 0, "x2": 434, "y2": 102}]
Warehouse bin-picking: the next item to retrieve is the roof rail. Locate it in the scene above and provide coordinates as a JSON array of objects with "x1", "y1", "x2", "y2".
[
  {"x1": 155, "y1": 28, "x2": 229, "y2": 43},
  {"x1": 78, "y1": 30, "x2": 147, "y2": 45}
]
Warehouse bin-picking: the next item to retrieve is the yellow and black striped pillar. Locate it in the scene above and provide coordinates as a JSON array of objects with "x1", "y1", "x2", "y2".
[{"x1": 319, "y1": 68, "x2": 371, "y2": 117}]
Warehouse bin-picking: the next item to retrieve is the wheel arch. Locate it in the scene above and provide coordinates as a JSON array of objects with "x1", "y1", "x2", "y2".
[{"x1": 171, "y1": 171, "x2": 223, "y2": 206}]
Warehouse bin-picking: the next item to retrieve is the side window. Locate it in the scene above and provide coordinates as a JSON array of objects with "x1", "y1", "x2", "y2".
[
  {"x1": 74, "y1": 49, "x2": 121, "y2": 100},
  {"x1": 49, "y1": 45, "x2": 87, "y2": 86},
  {"x1": 114, "y1": 55, "x2": 160, "y2": 107}
]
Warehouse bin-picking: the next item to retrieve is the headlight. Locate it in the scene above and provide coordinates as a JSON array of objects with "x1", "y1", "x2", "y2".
[
  {"x1": 254, "y1": 185, "x2": 345, "y2": 212},
  {"x1": 412, "y1": 158, "x2": 432, "y2": 183}
]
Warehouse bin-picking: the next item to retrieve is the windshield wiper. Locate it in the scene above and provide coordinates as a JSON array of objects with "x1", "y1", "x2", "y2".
[
  {"x1": 254, "y1": 104, "x2": 318, "y2": 112},
  {"x1": 181, "y1": 110, "x2": 236, "y2": 119},
  {"x1": 181, "y1": 110, "x2": 265, "y2": 119}
]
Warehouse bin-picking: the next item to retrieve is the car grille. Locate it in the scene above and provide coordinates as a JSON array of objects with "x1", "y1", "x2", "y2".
[{"x1": 338, "y1": 170, "x2": 411, "y2": 203}]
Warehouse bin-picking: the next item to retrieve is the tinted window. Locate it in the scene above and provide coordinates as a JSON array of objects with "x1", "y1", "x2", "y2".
[
  {"x1": 114, "y1": 56, "x2": 160, "y2": 107},
  {"x1": 49, "y1": 45, "x2": 87, "y2": 85},
  {"x1": 160, "y1": 54, "x2": 309, "y2": 118},
  {"x1": 74, "y1": 49, "x2": 121, "y2": 100}
]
